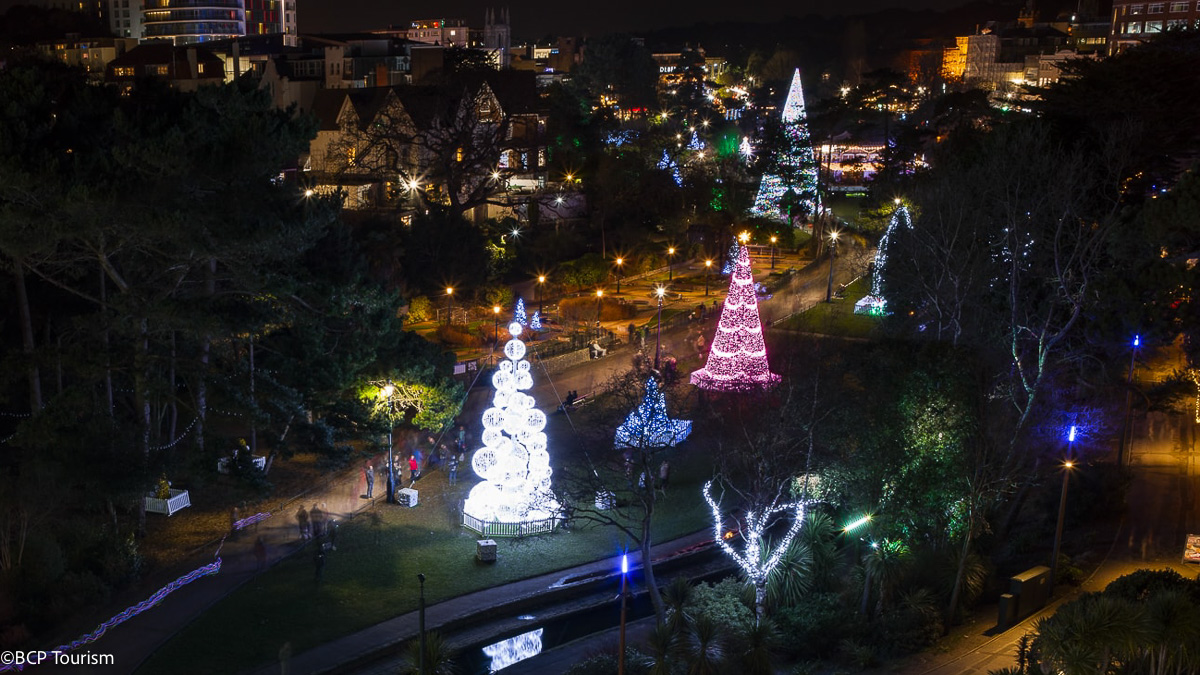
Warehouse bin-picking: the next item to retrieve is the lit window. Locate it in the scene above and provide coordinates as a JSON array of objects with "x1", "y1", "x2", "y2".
[
  {"x1": 1128, "y1": 21, "x2": 1143, "y2": 32},
  {"x1": 1128, "y1": 4, "x2": 1145, "y2": 14},
  {"x1": 1145, "y1": 19, "x2": 1164, "y2": 30},
  {"x1": 1147, "y1": 3, "x2": 1164, "y2": 12},
  {"x1": 1170, "y1": 1, "x2": 1188, "y2": 10}
]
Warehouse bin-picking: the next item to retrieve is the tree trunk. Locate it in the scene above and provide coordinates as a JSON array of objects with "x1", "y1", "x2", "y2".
[
  {"x1": 641, "y1": 514, "x2": 664, "y2": 620},
  {"x1": 13, "y1": 261, "x2": 43, "y2": 411},
  {"x1": 194, "y1": 258, "x2": 216, "y2": 458},
  {"x1": 754, "y1": 582, "x2": 767, "y2": 623},
  {"x1": 859, "y1": 567, "x2": 873, "y2": 616},
  {"x1": 168, "y1": 331, "x2": 178, "y2": 442},
  {"x1": 135, "y1": 316, "x2": 151, "y2": 536},
  {"x1": 945, "y1": 517, "x2": 973, "y2": 632},
  {"x1": 249, "y1": 335, "x2": 257, "y2": 456},
  {"x1": 101, "y1": 268, "x2": 114, "y2": 417}
]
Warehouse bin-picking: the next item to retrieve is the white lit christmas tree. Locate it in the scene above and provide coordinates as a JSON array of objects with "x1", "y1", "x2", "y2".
[
  {"x1": 614, "y1": 377, "x2": 692, "y2": 450},
  {"x1": 739, "y1": 136, "x2": 754, "y2": 160},
  {"x1": 530, "y1": 310, "x2": 542, "y2": 331},
  {"x1": 722, "y1": 236, "x2": 739, "y2": 274},
  {"x1": 690, "y1": 244, "x2": 780, "y2": 392},
  {"x1": 513, "y1": 297, "x2": 527, "y2": 326},
  {"x1": 463, "y1": 320, "x2": 559, "y2": 528},
  {"x1": 749, "y1": 68, "x2": 819, "y2": 223},
  {"x1": 855, "y1": 204, "x2": 911, "y2": 315}
]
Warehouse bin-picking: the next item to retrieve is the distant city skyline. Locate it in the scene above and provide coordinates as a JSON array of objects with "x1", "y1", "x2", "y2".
[{"x1": 295, "y1": 0, "x2": 975, "y2": 39}]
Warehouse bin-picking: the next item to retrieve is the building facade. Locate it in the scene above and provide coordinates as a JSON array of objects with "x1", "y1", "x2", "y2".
[{"x1": 1110, "y1": 1, "x2": 1200, "y2": 54}]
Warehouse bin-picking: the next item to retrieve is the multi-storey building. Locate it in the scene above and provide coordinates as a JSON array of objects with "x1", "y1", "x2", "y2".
[{"x1": 1110, "y1": 0, "x2": 1200, "y2": 54}]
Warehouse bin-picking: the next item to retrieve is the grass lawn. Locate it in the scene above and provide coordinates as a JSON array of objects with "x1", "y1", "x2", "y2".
[
  {"x1": 140, "y1": 439, "x2": 712, "y2": 674},
  {"x1": 776, "y1": 277, "x2": 882, "y2": 339}
]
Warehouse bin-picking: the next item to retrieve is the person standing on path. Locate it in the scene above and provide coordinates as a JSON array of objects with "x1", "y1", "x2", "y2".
[
  {"x1": 409, "y1": 455, "x2": 420, "y2": 486},
  {"x1": 296, "y1": 505, "x2": 309, "y2": 540},
  {"x1": 365, "y1": 463, "x2": 374, "y2": 499},
  {"x1": 448, "y1": 451, "x2": 460, "y2": 485},
  {"x1": 310, "y1": 502, "x2": 324, "y2": 539},
  {"x1": 457, "y1": 424, "x2": 466, "y2": 452}
]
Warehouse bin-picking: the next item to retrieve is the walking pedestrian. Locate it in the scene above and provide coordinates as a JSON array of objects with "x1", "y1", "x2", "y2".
[
  {"x1": 310, "y1": 502, "x2": 324, "y2": 539},
  {"x1": 448, "y1": 451, "x2": 460, "y2": 485},
  {"x1": 296, "y1": 505, "x2": 309, "y2": 540},
  {"x1": 457, "y1": 424, "x2": 466, "y2": 451},
  {"x1": 254, "y1": 536, "x2": 267, "y2": 572},
  {"x1": 409, "y1": 455, "x2": 420, "y2": 485},
  {"x1": 365, "y1": 463, "x2": 374, "y2": 499},
  {"x1": 658, "y1": 460, "x2": 671, "y2": 492}
]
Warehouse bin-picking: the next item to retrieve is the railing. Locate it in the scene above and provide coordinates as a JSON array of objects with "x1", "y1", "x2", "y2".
[
  {"x1": 145, "y1": 489, "x2": 192, "y2": 516},
  {"x1": 462, "y1": 512, "x2": 560, "y2": 537}
]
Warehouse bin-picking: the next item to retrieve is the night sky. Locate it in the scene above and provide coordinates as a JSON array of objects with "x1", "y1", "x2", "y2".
[{"x1": 295, "y1": 0, "x2": 974, "y2": 39}]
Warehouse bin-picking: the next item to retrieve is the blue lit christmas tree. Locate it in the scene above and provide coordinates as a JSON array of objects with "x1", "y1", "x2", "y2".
[
  {"x1": 688, "y1": 130, "x2": 704, "y2": 151},
  {"x1": 658, "y1": 150, "x2": 682, "y2": 186},
  {"x1": 749, "y1": 69, "x2": 819, "y2": 223},
  {"x1": 513, "y1": 297, "x2": 527, "y2": 326},
  {"x1": 722, "y1": 237, "x2": 739, "y2": 274},
  {"x1": 614, "y1": 378, "x2": 692, "y2": 450}
]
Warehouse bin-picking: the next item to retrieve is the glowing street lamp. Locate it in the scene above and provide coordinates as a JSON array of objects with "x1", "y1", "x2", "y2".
[
  {"x1": 825, "y1": 231, "x2": 840, "y2": 303},
  {"x1": 704, "y1": 259, "x2": 713, "y2": 296},
  {"x1": 380, "y1": 382, "x2": 398, "y2": 504},
  {"x1": 667, "y1": 246, "x2": 676, "y2": 281},
  {"x1": 738, "y1": 231, "x2": 750, "y2": 244},
  {"x1": 618, "y1": 552, "x2": 629, "y2": 675},
  {"x1": 595, "y1": 289, "x2": 604, "y2": 336},
  {"x1": 770, "y1": 235, "x2": 777, "y2": 269},
  {"x1": 1050, "y1": 459, "x2": 1075, "y2": 587},
  {"x1": 654, "y1": 286, "x2": 666, "y2": 369},
  {"x1": 615, "y1": 257, "x2": 624, "y2": 295},
  {"x1": 537, "y1": 275, "x2": 546, "y2": 316},
  {"x1": 493, "y1": 305, "x2": 501, "y2": 352},
  {"x1": 445, "y1": 287, "x2": 454, "y2": 325}
]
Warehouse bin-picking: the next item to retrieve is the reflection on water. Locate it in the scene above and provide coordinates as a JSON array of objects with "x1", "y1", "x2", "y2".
[{"x1": 482, "y1": 628, "x2": 544, "y2": 672}]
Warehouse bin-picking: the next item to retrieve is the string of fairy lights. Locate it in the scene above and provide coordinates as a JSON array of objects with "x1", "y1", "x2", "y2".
[{"x1": 0, "y1": 513, "x2": 271, "y2": 673}]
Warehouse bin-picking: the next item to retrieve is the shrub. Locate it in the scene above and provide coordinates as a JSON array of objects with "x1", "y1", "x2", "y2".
[
  {"x1": 407, "y1": 296, "x2": 432, "y2": 322},
  {"x1": 564, "y1": 648, "x2": 650, "y2": 675},
  {"x1": 877, "y1": 588, "x2": 944, "y2": 655},
  {"x1": 481, "y1": 284, "x2": 514, "y2": 309},
  {"x1": 687, "y1": 577, "x2": 754, "y2": 643},
  {"x1": 775, "y1": 592, "x2": 866, "y2": 658},
  {"x1": 435, "y1": 323, "x2": 482, "y2": 347},
  {"x1": 559, "y1": 296, "x2": 636, "y2": 323}
]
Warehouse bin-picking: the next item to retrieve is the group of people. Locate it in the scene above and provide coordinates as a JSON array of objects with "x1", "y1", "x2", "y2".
[
  {"x1": 362, "y1": 427, "x2": 470, "y2": 498},
  {"x1": 295, "y1": 502, "x2": 337, "y2": 546}
]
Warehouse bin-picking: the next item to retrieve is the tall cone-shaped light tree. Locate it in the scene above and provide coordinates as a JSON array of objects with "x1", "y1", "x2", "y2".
[
  {"x1": 690, "y1": 244, "x2": 780, "y2": 392},
  {"x1": 463, "y1": 320, "x2": 559, "y2": 530},
  {"x1": 749, "y1": 68, "x2": 819, "y2": 223}
]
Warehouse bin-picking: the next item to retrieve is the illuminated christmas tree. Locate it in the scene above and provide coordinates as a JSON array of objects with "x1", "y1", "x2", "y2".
[
  {"x1": 463, "y1": 321, "x2": 559, "y2": 530},
  {"x1": 722, "y1": 236, "x2": 739, "y2": 274},
  {"x1": 739, "y1": 136, "x2": 754, "y2": 160},
  {"x1": 690, "y1": 245, "x2": 780, "y2": 392},
  {"x1": 614, "y1": 377, "x2": 692, "y2": 450},
  {"x1": 530, "y1": 310, "x2": 542, "y2": 330},
  {"x1": 513, "y1": 297, "x2": 527, "y2": 326},
  {"x1": 749, "y1": 68, "x2": 819, "y2": 223},
  {"x1": 658, "y1": 150, "x2": 682, "y2": 186}
]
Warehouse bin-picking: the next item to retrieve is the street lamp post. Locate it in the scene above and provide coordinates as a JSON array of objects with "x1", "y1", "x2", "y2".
[
  {"x1": 493, "y1": 305, "x2": 501, "y2": 353},
  {"x1": 770, "y1": 235, "x2": 777, "y2": 270},
  {"x1": 445, "y1": 287, "x2": 454, "y2": 325},
  {"x1": 618, "y1": 553, "x2": 629, "y2": 675},
  {"x1": 1119, "y1": 334, "x2": 1139, "y2": 467},
  {"x1": 417, "y1": 573, "x2": 427, "y2": 675},
  {"x1": 537, "y1": 275, "x2": 546, "y2": 316},
  {"x1": 654, "y1": 286, "x2": 666, "y2": 369},
  {"x1": 1050, "y1": 460, "x2": 1074, "y2": 588},
  {"x1": 381, "y1": 382, "x2": 397, "y2": 504},
  {"x1": 615, "y1": 257, "x2": 624, "y2": 295},
  {"x1": 667, "y1": 247, "x2": 676, "y2": 282},
  {"x1": 595, "y1": 289, "x2": 604, "y2": 339},
  {"x1": 825, "y1": 231, "x2": 839, "y2": 303},
  {"x1": 704, "y1": 259, "x2": 712, "y2": 296}
]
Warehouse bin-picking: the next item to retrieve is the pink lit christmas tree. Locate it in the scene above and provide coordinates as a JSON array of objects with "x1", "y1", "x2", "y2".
[{"x1": 690, "y1": 244, "x2": 780, "y2": 392}]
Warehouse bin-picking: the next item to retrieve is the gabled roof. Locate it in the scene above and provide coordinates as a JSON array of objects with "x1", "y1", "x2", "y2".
[{"x1": 310, "y1": 87, "x2": 398, "y2": 131}]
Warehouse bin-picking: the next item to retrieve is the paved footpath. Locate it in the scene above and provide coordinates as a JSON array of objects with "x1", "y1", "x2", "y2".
[{"x1": 36, "y1": 250, "x2": 845, "y2": 675}]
